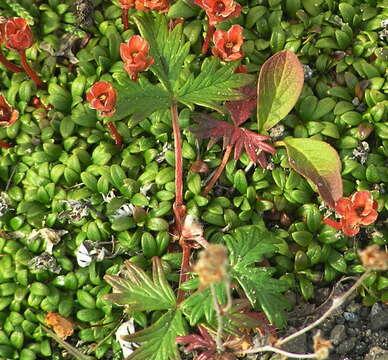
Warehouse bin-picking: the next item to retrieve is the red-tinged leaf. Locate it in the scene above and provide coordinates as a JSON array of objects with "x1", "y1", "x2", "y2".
[
  {"x1": 257, "y1": 50, "x2": 304, "y2": 131},
  {"x1": 283, "y1": 138, "x2": 343, "y2": 209},
  {"x1": 176, "y1": 325, "x2": 216, "y2": 360},
  {"x1": 192, "y1": 114, "x2": 275, "y2": 168},
  {"x1": 225, "y1": 85, "x2": 257, "y2": 126}
]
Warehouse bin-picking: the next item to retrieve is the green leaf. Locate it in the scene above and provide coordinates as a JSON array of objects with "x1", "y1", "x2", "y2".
[
  {"x1": 177, "y1": 57, "x2": 254, "y2": 113},
  {"x1": 109, "y1": 76, "x2": 171, "y2": 124},
  {"x1": 225, "y1": 226, "x2": 290, "y2": 328},
  {"x1": 124, "y1": 310, "x2": 186, "y2": 360},
  {"x1": 180, "y1": 282, "x2": 226, "y2": 326},
  {"x1": 133, "y1": 13, "x2": 190, "y2": 93},
  {"x1": 257, "y1": 50, "x2": 304, "y2": 131},
  {"x1": 283, "y1": 138, "x2": 343, "y2": 209},
  {"x1": 103, "y1": 257, "x2": 176, "y2": 312}
]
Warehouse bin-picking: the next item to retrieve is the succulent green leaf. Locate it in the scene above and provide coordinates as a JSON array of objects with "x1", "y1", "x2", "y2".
[
  {"x1": 103, "y1": 257, "x2": 176, "y2": 312},
  {"x1": 123, "y1": 310, "x2": 186, "y2": 360},
  {"x1": 225, "y1": 226, "x2": 290, "y2": 328},
  {"x1": 177, "y1": 57, "x2": 254, "y2": 113},
  {"x1": 133, "y1": 13, "x2": 190, "y2": 93},
  {"x1": 257, "y1": 50, "x2": 304, "y2": 131},
  {"x1": 283, "y1": 138, "x2": 343, "y2": 209}
]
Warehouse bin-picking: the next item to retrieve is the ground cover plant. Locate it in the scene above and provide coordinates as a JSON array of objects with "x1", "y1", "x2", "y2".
[{"x1": 0, "y1": 0, "x2": 387, "y2": 359}]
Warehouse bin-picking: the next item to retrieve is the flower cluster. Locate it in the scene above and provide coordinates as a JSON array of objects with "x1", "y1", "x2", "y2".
[
  {"x1": 120, "y1": 35, "x2": 154, "y2": 81},
  {"x1": 195, "y1": 0, "x2": 241, "y2": 26},
  {"x1": 86, "y1": 81, "x2": 117, "y2": 117},
  {"x1": 323, "y1": 191, "x2": 378, "y2": 236},
  {"x1": 212, "y1": 24, "x2": 244, "y2": 62},
  {"x1": 86, "y1": 82, "x2": 122, "y2": 147},
  {"x1": 3, "y1": 17, "x2": 34, "y2": 51},
  {"x1": 0, "y1": 17, "x2": 44, "y2": 87}
]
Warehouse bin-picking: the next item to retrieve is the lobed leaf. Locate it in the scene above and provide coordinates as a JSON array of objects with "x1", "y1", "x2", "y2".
[
  {"x1": 283, "y1": 138, "x2": 343, "y2": 209},
  {"x1": 103, "y1": 257, "x2": 176, "y2": 312},
  {"x1": 109, "y1": 76, "x2": 171, "y2": 124},
  {"x1": 257, "y1": 50, "x2": 304, "y2": 131},
  {"x1": 225, "y1": 226, "x2": 290, "y2": 328},
  {"x1": 133, "y1": 13, "x2": 190, "y2": 93},
  {"x1": 123, "y1": 310, "x2": 186, "y2": 360},
  {"x1": 177, "y1": 58, "x2": 254, "y2": 113}
]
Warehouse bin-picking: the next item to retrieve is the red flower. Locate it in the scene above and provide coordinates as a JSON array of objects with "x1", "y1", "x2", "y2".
[
  {"x1": 212, "y1": 25, "x2": 244, "y2": 62},
  {"x1": 4, "y1": 18, "x2": 33, "y2": 51},
  {"x1": 0, "y1": 94, "x2": 19, "y2": 127},
  {"x1": 119, "y1": 0, "x2": 135, "y2": 8},
  {"x1": 323, "y1": 191, "x2": 378, "y2": 237},
  {"x1": 86, "y1": 81, "x2": 117, "y2": 117},
  {"x1": 135, "y1": 0, "x2": 170, "y2": 12},
  {"x1": 195, "y1": 0, "x2": 242, "y2": 26},
  {"x1": 120, "y1": 35, "x2": 154, "y2": 80}
]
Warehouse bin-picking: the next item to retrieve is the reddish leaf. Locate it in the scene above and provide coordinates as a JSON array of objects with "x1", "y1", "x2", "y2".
[
  {"x1": 224, "y1": 85, "x2": 257, "y2": 126},
  {"x1": 176, "y1": 325, "x2": 216, "y2": 360},
  {"x1": 283, "y1": 138, "x2": 343, "y2": 208},
  {"x1": 192, "y1": 114, "x2": 275, "y2": 168}
]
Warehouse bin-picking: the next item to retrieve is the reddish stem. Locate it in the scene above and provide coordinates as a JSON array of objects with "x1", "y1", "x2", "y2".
[
  {"x1": 201, "y1": 24, "x2": 215, "y2": 55},
  {"x1": 171, "y1": 101, "x2": 189, "y2": 304},
  {"x1": 203, "y1": 143, "x2": 233, "y2": 196},
  {"x1": 171, "y1": 101, "x2": 186, "y2": 231},
  {"x1": 0, "y1": 140, "x2": 11, "y2": 149},
  {"x1": 106, "y1": 122, "x2": 122, "y2": 147},
  {"x1": 177, "y1": 243, "x2": 191, "y2": 304},
  {"x1": 122, "y1": 8, "x2": 129, "y2": 31},
  {"x1": 18, "y1": 50, "x2": 44, "y2": 88},
  {"x1": 0, "y1": 48, "x2": 23, "y2": 73}
]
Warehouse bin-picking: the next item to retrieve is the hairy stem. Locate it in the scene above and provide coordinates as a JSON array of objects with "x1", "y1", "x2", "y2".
[
  {"x1": 203, "y1": 143, "x2": 233, "y2": 196},
  {"x1": 122, "y1": 9, "x2": 129, "y2": 31},
  {"x1": 210, "y1": 283, "x2": 224, "y2": 351},
  {"x1": 201, "y1": 24, "x2": 215, "y2": 55},
  {"x1": 275, "y1": 270, "x2": 371, "y2": 347},
  {"x1": 0, "y1": 48, "x2": 23, "y2": 73},
  {"x1": 106, "y1": 122, "x2": 122, "y2": 147},
  {"x1": 242, "y1": 346, "x2": 316, "y2": 359},
  {"x1": 18, "y1": 50, "x2": 44, "y2": 88}
]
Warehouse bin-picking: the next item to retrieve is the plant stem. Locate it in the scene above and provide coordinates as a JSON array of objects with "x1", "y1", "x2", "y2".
[
  {"x1": 275, "y1": 270, "x2": 371, "y2": 347},
  {"x1": 122, "y1": 9, "x2": 129, "y2": 31},
  {"x1": 242, "y1": 346, "x2": 317, "y2": 359},
  {"x1": 201, "y1": 24, "x2": 215, "y2": 55},
  {"x1": 18, "y1": 50, "x2": 44, "y2": 88},
  {"x1": 177, "y1": 242, "x2": 190, "y2": 304},
  {"x1": 210, "y1": 283, "x2": 224, "y2": 351},
  {"x1": 203, "y1": 143, "x2": 232, "y2": 196},
  {"x1": 106, "y1": 122, "x2": 122, "y2": 147},
  {"x1": 170, "y1": 101, "x2": 185, "y2": 230},
  {"x1": 0, "y1": 48, "x2": 23, "y2": 73},
  {"x1": 0, "y1": 140, "x2": 11, "y2": 149},
  {"x1": 171, "y1": 100, "x2": 189, "y2": 304}
]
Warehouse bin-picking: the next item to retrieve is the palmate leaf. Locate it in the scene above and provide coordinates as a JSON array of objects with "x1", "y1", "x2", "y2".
[
  {"x1": 122, "y1": 310, "x2": 186, "y2": 360},
  {"x1": 133, "y1": 13, "x2": 190, "y2": 93},
  {"x1": 109, "y1": 74, "x2": 171, "y2": 124},
  {"x1": 177, "y1": 58, "x2": 255, "y2": 113},
  {"x1": 103, "y1": 257, "x2": 176, "y2": 312},
  {"x1": 224, "y1": 226, "x2": 290, "y2": 328},
  {"x1": 180, "y1": 281, "x2": 226, "y2": 326}
]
